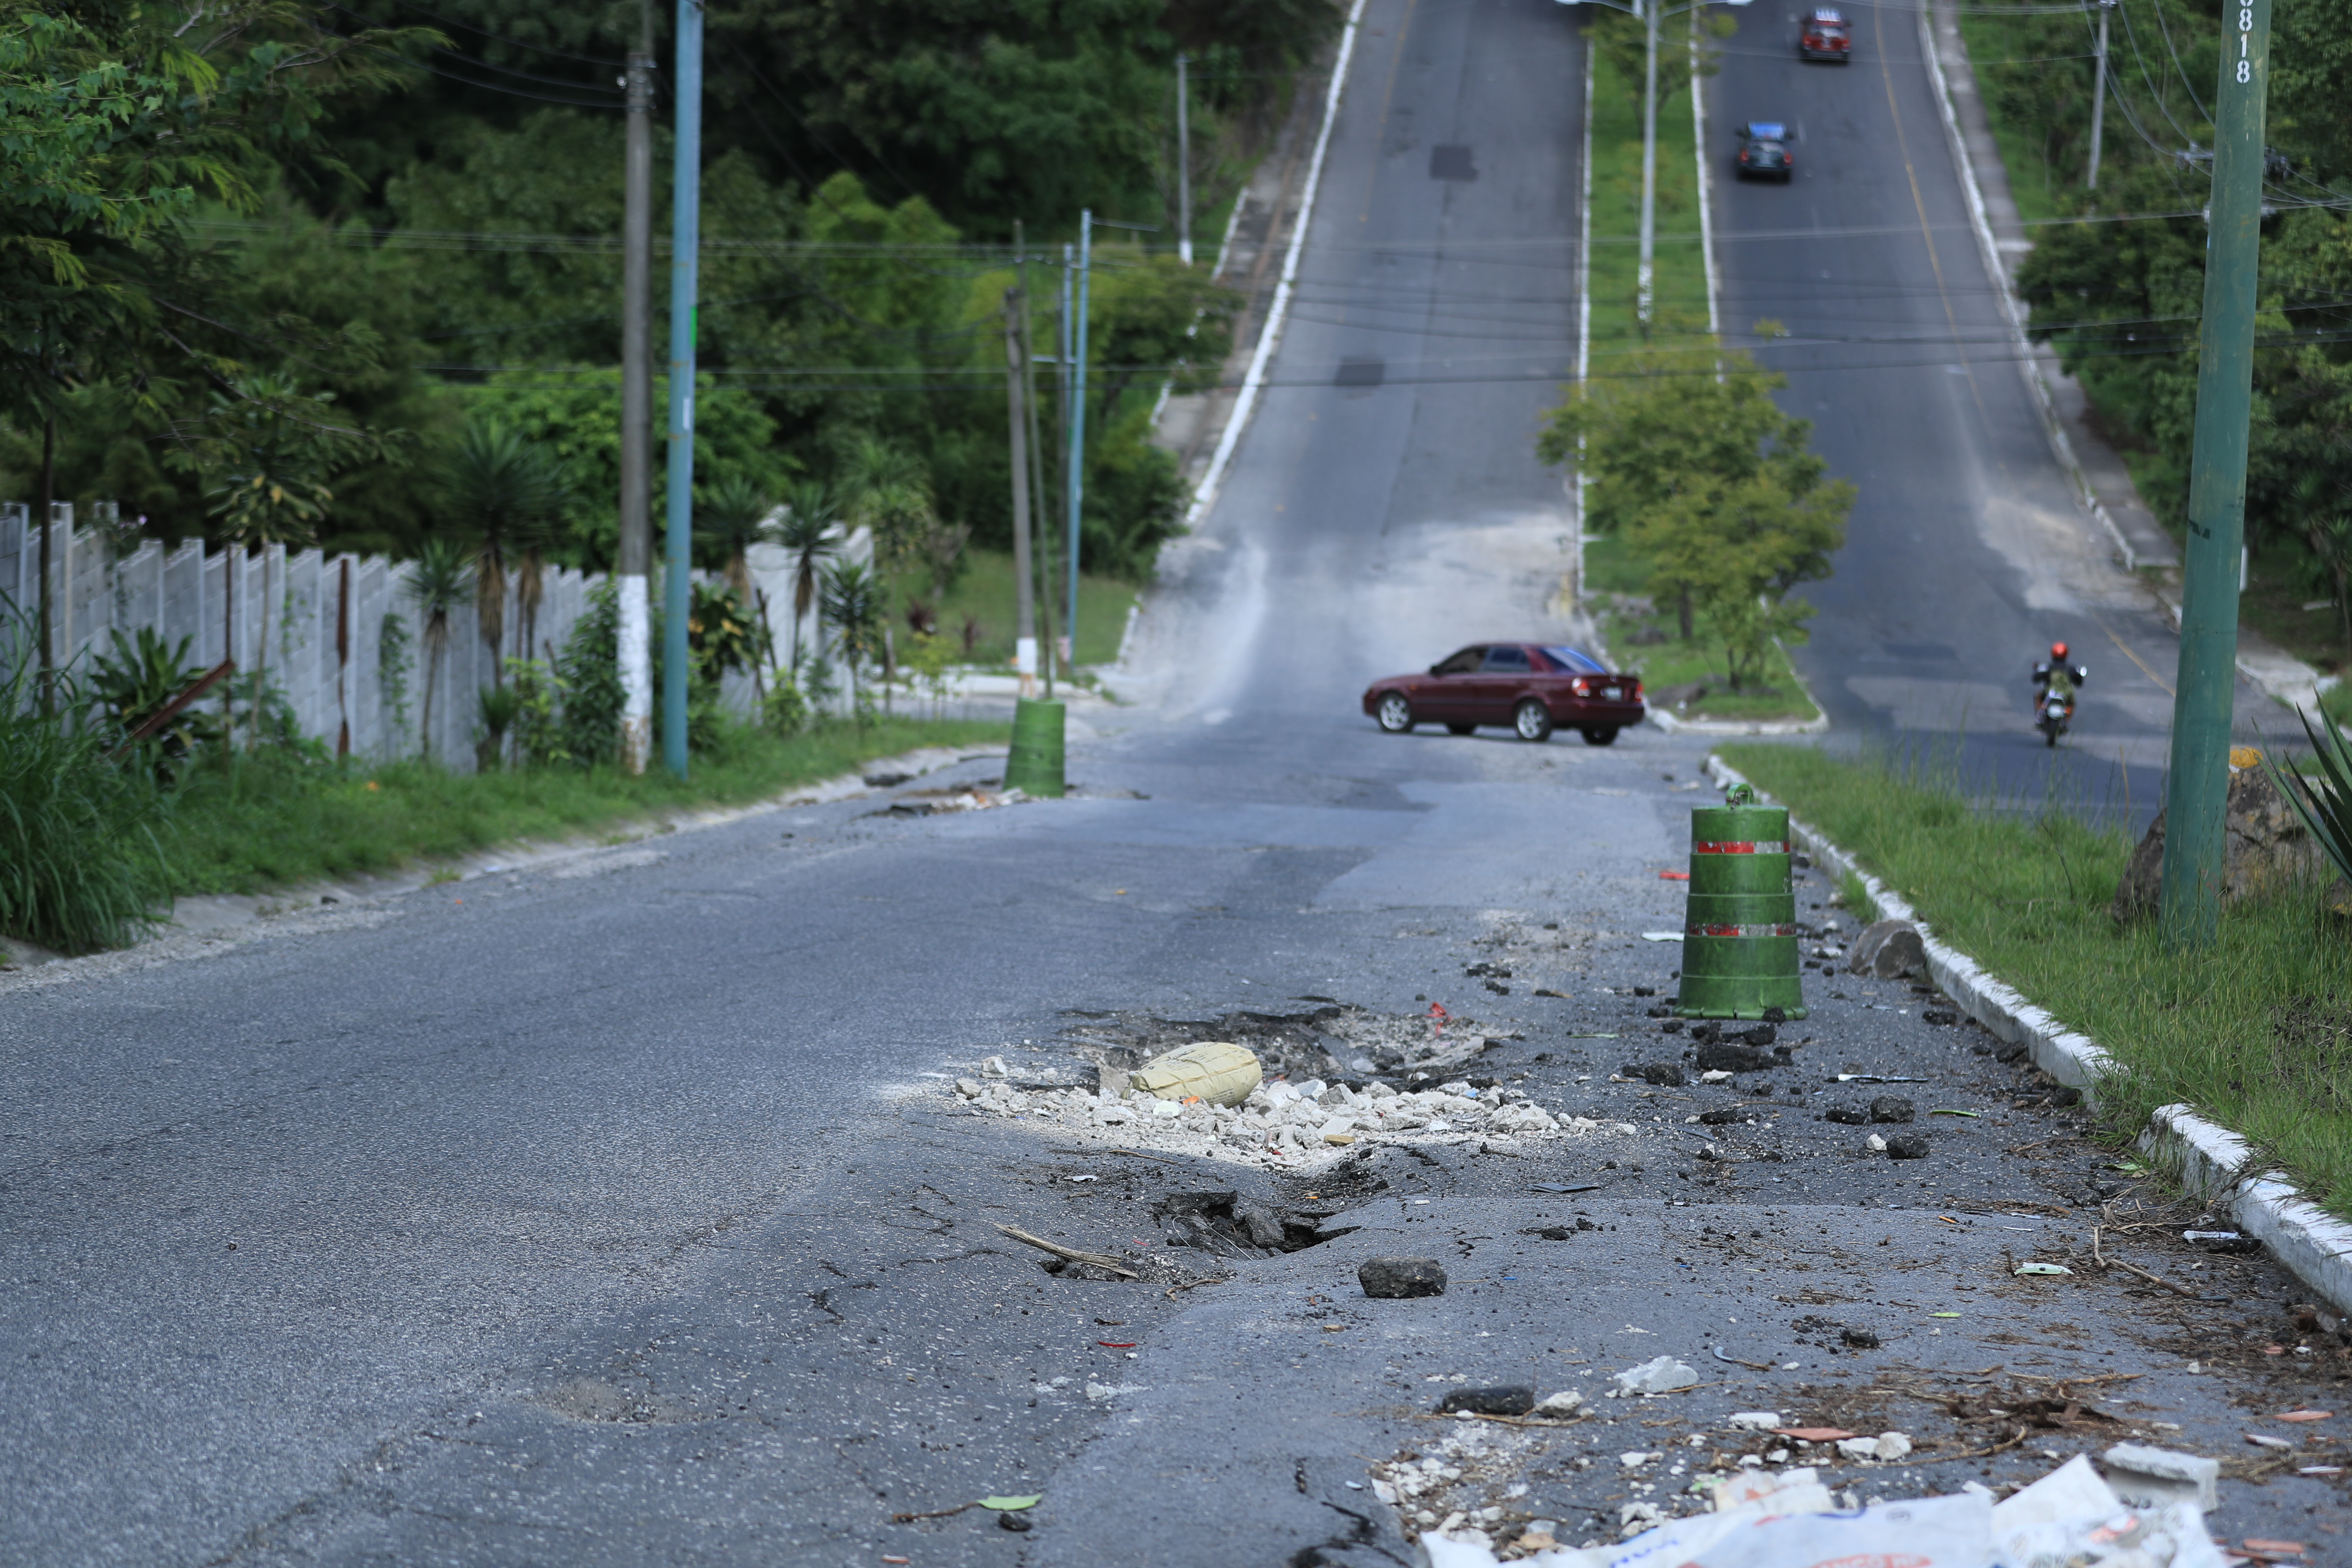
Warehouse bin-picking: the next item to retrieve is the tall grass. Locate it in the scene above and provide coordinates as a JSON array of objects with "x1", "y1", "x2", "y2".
[
  {"x1": 1723, "y1": 741, "x2": 2352, "y2": 1219},
  {"x1": 0, "y1": 648, "x2": 175, "y2": 953}
]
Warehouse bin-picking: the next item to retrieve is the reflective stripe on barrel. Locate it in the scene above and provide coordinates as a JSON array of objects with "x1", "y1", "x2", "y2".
[
  {"x1": 1692, "y1": 840, "x2": 1792, "y2": 855},
  {"x1": 1688, "y1": 923, "x2": 1799, "y2": 938}
]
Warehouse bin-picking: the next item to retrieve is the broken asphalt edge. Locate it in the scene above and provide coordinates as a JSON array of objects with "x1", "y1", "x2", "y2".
[{"x1": 1706, "y1": 752, "x2": 2352, "y2": 1319}]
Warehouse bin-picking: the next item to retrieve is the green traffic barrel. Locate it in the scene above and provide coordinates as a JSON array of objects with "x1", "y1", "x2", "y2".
[
  {"x1": 1678, "y1": 786, "x2": 1806, "y2": 1020},
  {"x1": 1004, "y1": 697, "x2": 1067, "y2": 798}
]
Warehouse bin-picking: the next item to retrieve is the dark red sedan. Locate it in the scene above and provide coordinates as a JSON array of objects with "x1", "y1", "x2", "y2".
[{"x1": 1361, "y1": 643, "x2": 1645, "y2": 745}]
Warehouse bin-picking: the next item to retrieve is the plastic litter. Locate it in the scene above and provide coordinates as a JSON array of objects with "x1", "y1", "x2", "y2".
[
  {"x1": 2014, "y1": 1262, "x2": 2073, "y2": 1276},
  {"x1": 1126, "y1": 1041, "x2": 1262, "y2": 1106},
  {"x1": 1611, "y1": 1355, "x2": 1699, "y2": 1395}
]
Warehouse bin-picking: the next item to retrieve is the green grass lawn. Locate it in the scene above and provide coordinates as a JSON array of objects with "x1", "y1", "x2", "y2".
[
  {"x1": 163, "y1": 718, "x2": 1011, "y2": 897},
  {"x1": 1585, "y1": 533, "x2": 1822, "y2": 723},
  {"x1": 1720, "y1": 740, "x2": 2352, "y2": 1220},
  {"x1": 889, "y1": 548, "x2": 1138, "y2": 670}
]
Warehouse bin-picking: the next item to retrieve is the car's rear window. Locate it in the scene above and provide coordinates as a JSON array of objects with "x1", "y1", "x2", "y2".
[{"x1": 1540, "y1": 647, "x2": 1610, "y2": 675}]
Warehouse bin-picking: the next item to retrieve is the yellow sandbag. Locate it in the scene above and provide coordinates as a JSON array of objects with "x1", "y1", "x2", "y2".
[{"x1": 1127, "y1": 1041, "x2": 1262, "y2": 1106}]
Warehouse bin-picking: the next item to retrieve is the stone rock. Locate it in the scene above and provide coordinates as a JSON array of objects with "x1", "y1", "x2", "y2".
[
  {"x1": 1846, "y1": 919, "x2": 1926, "y2": 980},
  {"x1": 1612, "y1": 1354, "x2": 1700, "y2": 1394},
  {"x1": 1868, "y1": 1096, "x2": 1915, "y2": 1124},
  {"x1": 1623, "y1": 1061, "x2": 1687, "y2": 1087},
  {"x1": 1884, "y1": 1132, "x2": 1931, "y2": 1160},
  {"x1": 1725, "y1": 1412, "x2": 1782, "y2": 1431},
  {"x1": 1359, "y1": 1257, "x2": 1448, "y2": 1298},
  {"x1": 1535, "y1": 1389, "x2": 1585, "y2": 1415},
  {"x1": 1838, "y1": 1431, "x2": 1912, "y2": 1462},
  {"x1": 1825, "y1": 1107, "x2": 1868, "y2": 1126},
  {"x1": 1695, "y1": 1042, "x2": 1779, "y2": 1074},
  {"x1": 1439, "y1": 1384, "x2": 1534, "y2": 1416},
  {"x1": 1841, "y1": 1327, "x2": 1881, "y2": 1349},
  {"x1": 2112, "y1": 760, "x2": 2330, "y2": 923},
  {"x1": 2102, "y1": 1442, "x2": 2220, "y2": 1510}
]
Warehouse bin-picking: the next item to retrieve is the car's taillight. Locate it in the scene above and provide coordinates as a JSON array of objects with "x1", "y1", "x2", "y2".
[
  {"x1": 1571, "y1": 678, "x2": 1591, "y2": 696},
  {"x1": 1738, "y1": 149, "x2": 1749, "y2": 162}
]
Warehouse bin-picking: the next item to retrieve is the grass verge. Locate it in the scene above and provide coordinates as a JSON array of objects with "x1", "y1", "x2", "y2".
[
  {"x1": 888, "y1": 548, "x2": 1138, "y2": 670},
  {"x1": 1719, "y1": 740, "x2": 2352, "y2": 1221},
  {"x1": 161, "y1": 719, "x2": 1011, "y2": 898},
  {"x1": 1586, "y1": 36, "x2": 1709, "y2": 353}
]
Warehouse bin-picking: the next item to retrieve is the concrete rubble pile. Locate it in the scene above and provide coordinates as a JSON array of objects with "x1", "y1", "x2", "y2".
[
  {"x1": 1411, "y1": 1450, "x2": 2231, "y2": 1568},
  {"x1": 947, "y1": 1057, "x2": 1636, "y2": 1170}
]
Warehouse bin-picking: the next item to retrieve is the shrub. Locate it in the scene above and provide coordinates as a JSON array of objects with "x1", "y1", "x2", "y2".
[{"x1": 0, "y1": 645, "x2": 175, "y2": 953}]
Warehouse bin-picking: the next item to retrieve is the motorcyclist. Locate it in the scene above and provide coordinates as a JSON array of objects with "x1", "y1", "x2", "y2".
[{"x1": 2033, "y1": 642, "x2": 2086, "y2": 713}]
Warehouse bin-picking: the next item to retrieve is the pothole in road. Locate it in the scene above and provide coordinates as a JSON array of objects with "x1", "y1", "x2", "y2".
[{"x1": 534, "y1": 1376, "x2": 707, "y2": 1425}]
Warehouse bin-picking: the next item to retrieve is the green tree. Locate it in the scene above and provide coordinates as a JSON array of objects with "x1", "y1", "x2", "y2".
[
  {"x1": 404, "y1": 537, "x2": 472, "y2": 760},
  {"x1": 439, "y1": 420, "x2": 570, "y2": 679},
  {"x1": 1539, "y1": 342, "x2": 1853, "y2": 689},
  {"x1": 775, "y1": 480, "x2": 841, "y2": 671},
  {"x1": 819, "y1": 556, "x2": 882, "y2": 718}
]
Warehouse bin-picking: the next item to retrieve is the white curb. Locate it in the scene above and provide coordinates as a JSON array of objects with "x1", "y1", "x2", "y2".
[{"x1": 1704, "y1": 753, "x2": 2352, "y2": 1316}]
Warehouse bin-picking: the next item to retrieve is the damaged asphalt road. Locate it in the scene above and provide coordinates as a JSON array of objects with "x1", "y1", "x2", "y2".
[{"x1": 8, "y1": 715, "x2": 2352, "y2": 1566}]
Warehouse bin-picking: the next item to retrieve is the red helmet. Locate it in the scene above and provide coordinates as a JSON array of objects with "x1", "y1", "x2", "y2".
[{"x1": 2050, "y1": 641, "x2": 2070, "y2": 661}]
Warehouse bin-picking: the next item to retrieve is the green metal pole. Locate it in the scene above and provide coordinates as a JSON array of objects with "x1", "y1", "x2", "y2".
[
  {"x1": 661, "y1": 0, "x2": 702, "y2": 778},
  {"x1": 2157, "y1": 0, "x2": 2271, "y2": 947}
]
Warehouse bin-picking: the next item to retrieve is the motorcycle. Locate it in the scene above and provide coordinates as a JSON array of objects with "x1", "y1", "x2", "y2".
[{"x1": 2035, "y1": 686, "x2": 2073, "y2": 747}]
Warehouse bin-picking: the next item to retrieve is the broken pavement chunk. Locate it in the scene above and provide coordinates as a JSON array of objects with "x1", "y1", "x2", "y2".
[
  {"x1": 1846, "y1": 919, "x2": 1926, "y2": 980},
  {"x1": 1535, "y1": 1389, "x2": 1585, "y2": 1415},
  {"x1": 1612, "y1": 1354, "x2": 1699, "y2": 1394},
  {"x1": 1622, "y1": 1061, "x2": 1687, "y2": 1087},
  {"x1": 2101, "y1": 1443, "x2": 2219, "y2": 1511},
  {"x1": 1837, "y1": 1431, "x2": 1913, "y2": 1462},
  {"x1": 1126, "y1": 1041, "x2": 1262, "y2": 1106},
  {"x1": 1438, "y1": 1385, "x2": 1534, "y2": 1416},
  {"x1": 1358, "y1": 1257, "x2": 1447, "y2": 1298},
  {"x1": 1885, "y1": 1132, "x2": 1931, "y2": 1159},
  {"x1": 1867, "y1": 1096, "x2": 1915, "y2": 1124}
]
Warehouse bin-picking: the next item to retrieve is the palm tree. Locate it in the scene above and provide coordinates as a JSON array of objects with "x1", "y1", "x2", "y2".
[
  {"x1": 820, "y1": 557, "x2": 882, "y2": 722},
  {"x1": 440, "y1": 420, "x2": 566, "y2": 686},
  {"x1": 404, "y1": 539, "x2": 472, "y2": 761},
  {"x1": 697, "y1": 472, "x2": 776, "y2": 602},
  {"x1": 696, "y1": 473, "x2": 778, "y2": 700},
  {"x1": 776, "y1": 480, "x2": 841, "y2": 674},
  {"x1": 202, "y1": 374, "x2": 336, "y2": 751}
]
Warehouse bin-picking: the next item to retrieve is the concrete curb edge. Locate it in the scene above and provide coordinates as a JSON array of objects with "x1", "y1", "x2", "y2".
[{"x1": 1703, "y1": 752, "x2": 2352, "y2": 1315}]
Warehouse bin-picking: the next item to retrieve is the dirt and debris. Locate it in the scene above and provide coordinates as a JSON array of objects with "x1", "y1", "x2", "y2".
[{"x1": 1361, "y1": 1257, "x2": 1449, "y2": 1298}]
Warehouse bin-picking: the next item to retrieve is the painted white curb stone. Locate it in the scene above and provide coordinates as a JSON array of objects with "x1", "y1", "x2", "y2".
[{"x1": 1704, "y1": 754, "x2": 2352, "y2": 1316}]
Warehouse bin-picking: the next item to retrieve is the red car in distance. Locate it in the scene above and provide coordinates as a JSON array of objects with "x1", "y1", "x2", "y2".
[
  {"x1": 1800, "y1": 7, "x2": 1851, "y2": 60},
  {"x1": 1362, "y1": 643, "x2": 1645, "y2": 746}
]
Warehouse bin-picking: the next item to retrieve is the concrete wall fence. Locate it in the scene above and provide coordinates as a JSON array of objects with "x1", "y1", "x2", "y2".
[{"x1": 0, "y1": 502, "x2": 855, "y2": 772}]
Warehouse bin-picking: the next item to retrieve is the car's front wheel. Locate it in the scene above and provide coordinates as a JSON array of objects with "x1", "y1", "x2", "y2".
[
  {"x1": 1514, "y1": 700, "x2": 1554, "y2": 743},
  {"x1": 1580, "y1": 725, "x2": 1620, "y2": 747},
  {"x1": 1375, "y1": 692, "x2": 1416, "y2": 733}
]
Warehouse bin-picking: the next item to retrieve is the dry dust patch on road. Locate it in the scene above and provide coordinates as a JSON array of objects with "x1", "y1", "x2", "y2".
[{"x1": 0, "y1": 903, "x2": 401, "y2": 996}]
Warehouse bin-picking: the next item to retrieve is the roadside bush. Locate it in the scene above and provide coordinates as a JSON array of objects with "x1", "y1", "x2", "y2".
[{"x1": 0, "y1": 650, "x2": 176, "y2": 953}]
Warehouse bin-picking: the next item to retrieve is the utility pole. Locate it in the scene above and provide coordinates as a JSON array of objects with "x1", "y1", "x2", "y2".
[
  {"x1": 1004, "y1": 286, "x2": 1037, "y2": 699},
  {"x1": 661, "y1": 0, "x2": 702, "y2": 777},
  {"x1": 1064, "y1": 211, "x2": 1092, "y2": 667},
  {"x1": 2086, "y1": 0, "x2": 2113, "y2": 190},
  {"x1": 1057, "y1": 244, "x2": 1074, "y2": 677},
  {"x1": 1637, "y1": 0, "x2": 1660, "y2": 325},
  {"x1": 2158, "y1": 0, "x2": 2272, "y2": 947},
  {"x1": 1015, "y1": 233, "x2": 1056, "y2": 700},
  {"x1": 617, "y1": 0, "x2": 655, "y2": 773},
  {"x1": 1176, "y1": 55, "x2": 1194, "y2": 266}
]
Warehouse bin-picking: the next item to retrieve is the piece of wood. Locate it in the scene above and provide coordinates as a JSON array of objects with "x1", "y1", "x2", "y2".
[
  {"x1": 995, "y1": 1224, "x2": 1139, "y2": 1278},
  {"x1": 110, "y1": 658, "x2": 233, "y2": 758}
]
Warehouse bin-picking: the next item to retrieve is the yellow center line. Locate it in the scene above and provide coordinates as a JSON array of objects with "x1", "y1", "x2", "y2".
[
  {"x1": 1872, "y1": 0, "x2": 1988, "y2": 428},
  {"x1": 1365, "y1": 0, "x2": 1421, "y2": 221},
  {"x1": 2095, "y1": 612, "x2": 2175, "y2": 697}
]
